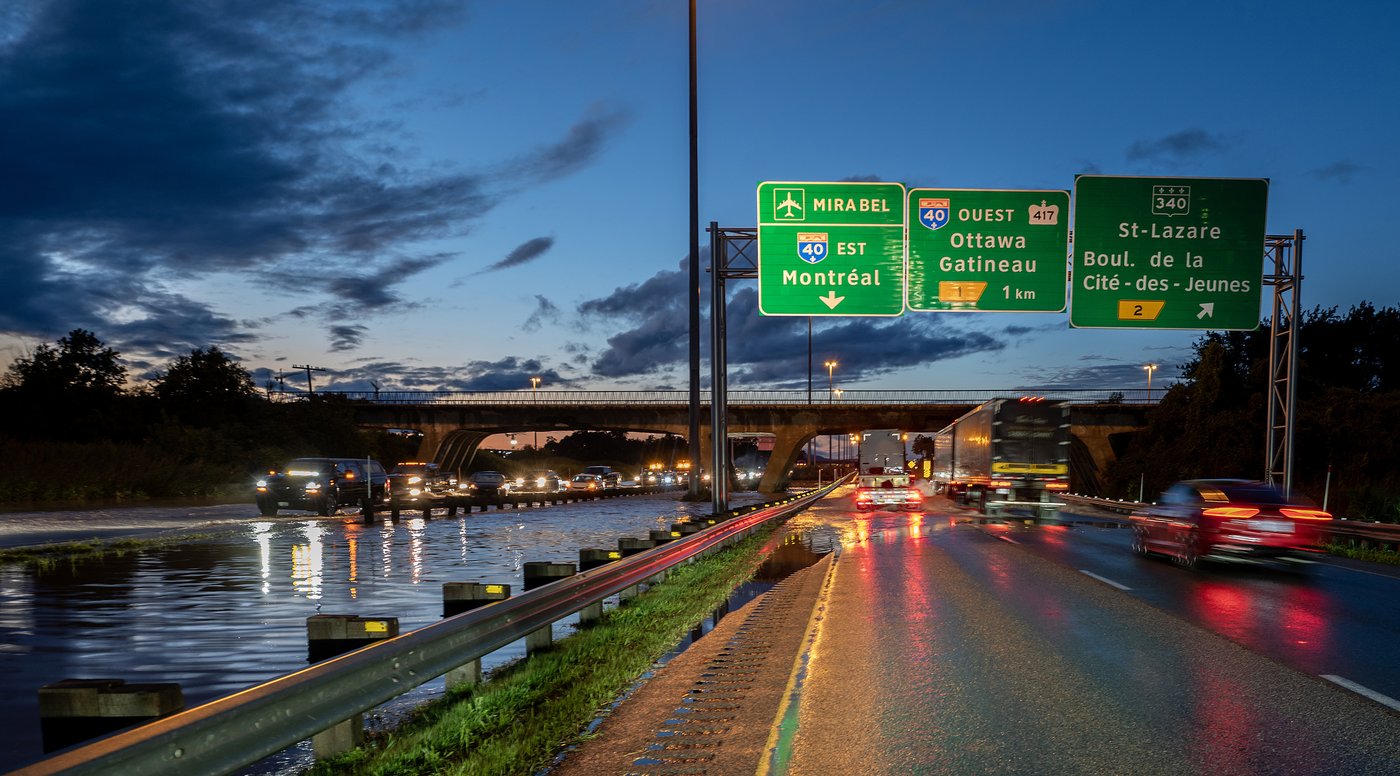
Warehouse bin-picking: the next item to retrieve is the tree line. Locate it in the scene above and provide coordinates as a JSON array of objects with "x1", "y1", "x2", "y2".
[
  {"x1": 0, "y1": 330, "x2": 410, "y2": 503},
  {"x1": 1104, "y1": 302, "x2": 1400, "y2": 521}
]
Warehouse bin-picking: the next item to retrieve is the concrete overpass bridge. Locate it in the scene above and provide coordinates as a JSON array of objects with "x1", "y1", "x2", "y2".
[{"x1": 330, "y1": 389, "x2": 1150, "y2": 494}]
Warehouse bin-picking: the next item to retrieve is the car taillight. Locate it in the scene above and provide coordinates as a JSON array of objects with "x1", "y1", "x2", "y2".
[
  {"x1": 1281, "y1": 508, "x2": 1332, "y2": 520},
  {"x1": 1202, "y1": 506, "x2": 1260, "y2": 518}
]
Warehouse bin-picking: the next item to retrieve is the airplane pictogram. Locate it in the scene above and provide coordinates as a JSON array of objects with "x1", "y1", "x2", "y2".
[{"x1": 775, "y1": 191, "x2": 803, "y2": 218}]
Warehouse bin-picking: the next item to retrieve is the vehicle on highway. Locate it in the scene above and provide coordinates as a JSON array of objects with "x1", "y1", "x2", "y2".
[
  {"x1": 854, "y1": 472, "x2": 922, "y2": 512},
  {"x1": 931, "y1": 398, "x2": 1070, "y2": 516},
  {"x1": 465, "y1": 470, "x2": 511, "y2": 496},
  {"x1": 581, "y1": 465, "x2": 622, "y2": 488},
  {"x1": 514, "y1": 470, "x2": 566, "y2": 493},
  {"x1": 569, "y1": 473, "x2": 605, "y2": 491},
  {"x1": 1130, "y1": 479, "x2": 1332, "y2": 569},
  {"x1": 387, "y1": 462, "x2": 457, "y2": 503},
  {"x1": 256, "y1": 457, "x2": 389, "y2": 516}
]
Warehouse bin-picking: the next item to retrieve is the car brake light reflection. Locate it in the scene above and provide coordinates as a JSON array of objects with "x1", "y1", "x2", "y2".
[
  {"x1": 1202, "y1": 506, "x2": 1260, "y2": 518},
  {"x1": 1280, "y1": 508, "x2": 1332, "y2": 520}
]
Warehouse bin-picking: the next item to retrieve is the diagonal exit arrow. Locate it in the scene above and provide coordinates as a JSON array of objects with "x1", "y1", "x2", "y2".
[
  {"x1": 819, "y1": 291, "x2": 845, "y2": 310},
  {"x1": 1197, "y1": 302, "x2": 1215, "y2": 319}
]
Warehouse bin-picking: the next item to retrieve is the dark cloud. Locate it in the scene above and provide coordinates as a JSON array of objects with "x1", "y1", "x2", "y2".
[
  {"x1": 479, "y1": 237, "x2": 555, "y2": 274},
  {"x1": 1311, "y1": 160, "x2": 1361, "y2": 184},
  {"x1": 1032, "y1": 359, "x2": 1182, "y2": 391},
  {"x1": 1125, "y1": 129, "x2": 1226, "y2": 162},
  {"x1": 0, "y1": 0, "x2": 623, "y2": 364},
  {"x1": 522, "y1": 295, "x2": 561, "y2": 333},
  {"x1": 329, "y1": 324, "x2": 369, "y2": 352},
  {"x1": 323, "y1": 255, "x2": 451, "y2": 310},
  {"x1": 578, "y1": 254, "x2": 1006, "y2": 385},
  {"x1": 261, "y1": 356, "x2": 575, "y2": 393},
  {"x1": 503, "y1": 105, "x2": 631, "y2": 184}
]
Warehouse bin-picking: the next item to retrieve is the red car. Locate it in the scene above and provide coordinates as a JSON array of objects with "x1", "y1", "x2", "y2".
[{"x1": 1130, "y1": 479, "x2": 1331, "y2": 569}]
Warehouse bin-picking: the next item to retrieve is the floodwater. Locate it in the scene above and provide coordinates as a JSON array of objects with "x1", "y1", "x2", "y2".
[{"x1": 0, "y1": 493, "x2": 767, "y2": 771}]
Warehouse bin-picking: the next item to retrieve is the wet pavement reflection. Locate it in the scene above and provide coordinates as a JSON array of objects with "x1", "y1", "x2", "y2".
[{"x1": 0, "y1": 493, "x2": 765, "y2": 768}]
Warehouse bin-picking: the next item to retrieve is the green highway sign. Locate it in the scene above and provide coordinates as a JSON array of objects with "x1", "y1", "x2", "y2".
[
  {"x1": 758, "y1": 181, "x2": 906, "y2": 316},
  {"x1": 1070, "y1": 176, "x2": 1268, "y2": 330},
  {"x1": 906, "y1": 188, "x2": 1069, "y2": 312}
]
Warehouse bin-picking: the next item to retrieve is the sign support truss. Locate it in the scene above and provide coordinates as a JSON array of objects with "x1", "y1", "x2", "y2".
[
  {"x1": 709, "y1": 225, "x2": 756, "y2": 514},
  {"x1": 1264, "y1": 229, "x2": 1303, "y2": 493}
]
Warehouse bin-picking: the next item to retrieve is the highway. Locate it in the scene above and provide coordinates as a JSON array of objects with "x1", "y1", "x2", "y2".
[
  {"x1": 6, "y1": 488, "x2": 1400, "y2": 774},
  {"x1": 560, "y1": 488, "x2": 1400, "y2": 775}
]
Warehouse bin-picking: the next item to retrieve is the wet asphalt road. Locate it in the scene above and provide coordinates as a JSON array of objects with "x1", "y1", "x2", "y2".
[{"x1": 777, "y1": 493, "x2": 1400, "y2": 775}]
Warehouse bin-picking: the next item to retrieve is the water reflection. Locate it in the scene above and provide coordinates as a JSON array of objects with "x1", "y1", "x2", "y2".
[
  {"x1": 290, "y1": 522, "x2": 325, "y2": 601},
  {"x1": 0, "y1": 492, "x2": 766, "y2": 767}
]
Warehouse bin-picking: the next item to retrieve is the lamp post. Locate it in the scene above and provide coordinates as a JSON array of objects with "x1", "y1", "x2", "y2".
[
  {"x1": 1143, "y1": 363, "x2": 1159, "y2": 403},
  {"x1": 825, "y1": 360, "x2": 837, "y2": 403},
  {"x1": 530, "y1": 376, "x2": 541, "y2": 450}
]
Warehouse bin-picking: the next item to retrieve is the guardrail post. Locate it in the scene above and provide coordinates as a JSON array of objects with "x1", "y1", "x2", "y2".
[
  {"x1": 616, "y1": 538, "x2": 655, "y2": 601},
  {"x1": 522, "y1": 562, "x2": 576, "y2": 653},
  {"x1": 442, "y1": 583, "x2": 511, "y2": 689},
  {"x1": 306, "y1": 615, "x2": 399, "y2": 663},
  {"x1": 38, "y1": 679, "x2": 184, "y2": 753},
  {"x1": 577, "y1": 549, "x2": 621, "y2": 625},
  {"x1": 305, "y1": 615, "x2": 398, "y2": 759}
]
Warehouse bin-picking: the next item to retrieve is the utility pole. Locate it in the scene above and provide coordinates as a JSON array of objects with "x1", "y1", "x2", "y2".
[{"x1": 293, "y1": 364, "x2": 327, "y2": 395}]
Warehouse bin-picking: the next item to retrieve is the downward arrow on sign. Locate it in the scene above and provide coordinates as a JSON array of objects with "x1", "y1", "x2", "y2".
[
  {"x1": 1197, "y1": 302, "x2": 1215, "y2": 319},
  {"x1": 820, "y1": 291, "x2": 845, "y2": 310}
]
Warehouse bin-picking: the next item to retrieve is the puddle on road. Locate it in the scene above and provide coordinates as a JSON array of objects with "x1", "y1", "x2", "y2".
[{"x1": 660, "y1": 528, "x2": 832, "y2": 662}]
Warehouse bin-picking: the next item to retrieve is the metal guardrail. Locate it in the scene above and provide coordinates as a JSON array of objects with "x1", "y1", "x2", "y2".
[
  {"x1": 268, "y1": 388, "x2": 1162, "y2": 406},
  {"x1": 14, "y1": 478, "x2": 851, "y2": 776},
  {"x1": 1059, "y1": 494, "x2": 1400, "y2": 547}
]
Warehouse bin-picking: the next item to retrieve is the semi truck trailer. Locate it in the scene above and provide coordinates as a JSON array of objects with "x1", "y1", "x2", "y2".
[{"x1": 931, "y1": 397, "x2": 1070, "y2": 517}]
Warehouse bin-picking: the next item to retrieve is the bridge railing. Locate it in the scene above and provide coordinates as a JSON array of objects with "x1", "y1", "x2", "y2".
[
  {"x1": 14, "y1": 479, "x2": 850, "y2": 776},
  {"x1": 271, "y1": 388, "x2": 1160, "y2": 405}
]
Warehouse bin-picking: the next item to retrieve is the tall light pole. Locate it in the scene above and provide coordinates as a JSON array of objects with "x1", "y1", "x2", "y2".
[
  {"x1": 686, "y1": 0, "x2": 702, "y2": 498},
  {"x1": 825, "y1": 360, "x2": 838, "y2": 403},
  {"x1": 530, "y1": 376, "x2": 541, "y2": 450},
  {"x1": 1143, "y1": 363, "x2": 1159, "y2": 402}
]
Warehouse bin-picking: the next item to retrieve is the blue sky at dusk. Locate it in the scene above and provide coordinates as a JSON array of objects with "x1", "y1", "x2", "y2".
[{"x1": 1, "y1": 0, "x2": 1395, "y2": 396}]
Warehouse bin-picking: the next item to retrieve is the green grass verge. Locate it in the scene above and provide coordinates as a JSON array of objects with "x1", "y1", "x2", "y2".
[
  {"x1": 1326, "y1": 540, "x2": 1400, "y2": 566},
  {"x1": 0, "y1": 534, "x2": 217, "y2": 571},
  {"x1": 307, "y1": 526, "x2": 779, "y2": 776}
]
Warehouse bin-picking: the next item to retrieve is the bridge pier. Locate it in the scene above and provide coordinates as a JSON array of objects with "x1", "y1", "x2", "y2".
[{"x1": 759, "y1": 427, "x2": 818, "y2": 494}]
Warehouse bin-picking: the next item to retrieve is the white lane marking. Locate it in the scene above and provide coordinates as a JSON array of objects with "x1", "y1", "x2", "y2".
[
  {"x1": 1079, "y1": 569, "x2": 1131, "y2": 591},
  {"x1": 996, "y1": 535, "x2": 1019, "y2": 545},
  {"x1": 1322, "y1": 675, "x2": 1400, "y2": 712}
]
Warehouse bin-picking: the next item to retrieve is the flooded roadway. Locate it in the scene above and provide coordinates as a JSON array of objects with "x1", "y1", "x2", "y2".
[{"x1": 0, "y1": 493, "x2": 766, "y2": 769}]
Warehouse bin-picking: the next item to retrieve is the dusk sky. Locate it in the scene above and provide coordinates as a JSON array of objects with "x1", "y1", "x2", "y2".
[{"x1": 2, "y1": 0, "x2": 1394, "y2": 396}]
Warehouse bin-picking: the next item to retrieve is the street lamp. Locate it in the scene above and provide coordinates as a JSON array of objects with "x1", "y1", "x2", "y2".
[
  {"x1": 530, "y1": 376, "x2": 542, "y2": 449},
  {"x1": 824, "y1": 360, "x2": 838, "y2": 403},
  {"x1": 1143, "y1": 363, "x2": 1159, "y2": 402}
]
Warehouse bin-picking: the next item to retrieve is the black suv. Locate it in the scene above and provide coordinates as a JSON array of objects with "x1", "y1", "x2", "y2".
[
  {"x1": 256, "y1": 457, "x2": 389, "y2": 516},
  {"x1": 387, "y1": 461, "x2": 458, "y2": 503}
]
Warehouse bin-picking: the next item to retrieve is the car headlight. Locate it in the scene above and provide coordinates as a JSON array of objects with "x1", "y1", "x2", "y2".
[
  {"x1": 409, "y1": 476, "x2": 422, "y2": 485},
  {"x1": 305, "y1": 481, "x2": 322, "y2": 490},
  {"x1": 256, "y1": 479, "x2": 267, "y2": 488}
]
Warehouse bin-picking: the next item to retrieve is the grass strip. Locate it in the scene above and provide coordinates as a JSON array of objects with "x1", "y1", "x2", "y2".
[
  {"x1": 1326, "y1": 540, "x2": 1400, "y2": 566},
  {"x1": 0, "y1": 534, "x2": 217, "y2": 571},
  {"x1": 308, "y1": 525, "x2": 779, "y2": 776}
]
